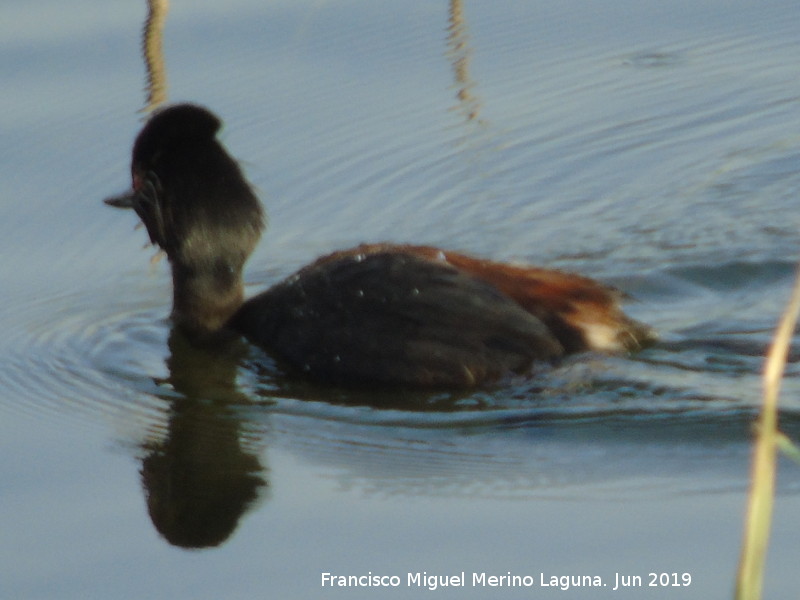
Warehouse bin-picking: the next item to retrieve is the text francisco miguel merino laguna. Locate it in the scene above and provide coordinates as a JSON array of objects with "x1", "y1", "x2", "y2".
[{"x1": 321, "y1": 571, "x2": 691, "y2": 591}]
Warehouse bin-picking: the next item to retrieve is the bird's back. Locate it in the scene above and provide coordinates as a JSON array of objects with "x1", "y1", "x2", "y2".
[{"x1": 230, "y1": 247, "x2": 565, "y2": 387}]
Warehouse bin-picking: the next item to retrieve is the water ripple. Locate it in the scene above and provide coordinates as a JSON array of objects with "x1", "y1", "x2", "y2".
[
  {"x1": 0, "y1": 285, "x2": 170, "y2": 437},
  {"x1": 2, "y1": 255, "x2": 795, "y2": 442}
]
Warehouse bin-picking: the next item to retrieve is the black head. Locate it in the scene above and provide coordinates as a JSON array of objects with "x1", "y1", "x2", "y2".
[{"x1": 106, "y1": 103, "x2": 265, "y2": 273}]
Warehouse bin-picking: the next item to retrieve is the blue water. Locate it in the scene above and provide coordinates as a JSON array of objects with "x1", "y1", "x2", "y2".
[{"x1": 2, "y1": 0, "x2": 800, "y2": 598}]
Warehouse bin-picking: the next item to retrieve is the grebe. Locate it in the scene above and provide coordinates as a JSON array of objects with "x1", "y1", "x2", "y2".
[{"x1": 105, "y1": 103, "x2": 653, "y2": 387}]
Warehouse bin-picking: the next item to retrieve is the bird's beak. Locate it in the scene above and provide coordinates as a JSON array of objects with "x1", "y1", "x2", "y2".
[{"x1": 103, "y1": 190, "x2": 137, "y2": 209}]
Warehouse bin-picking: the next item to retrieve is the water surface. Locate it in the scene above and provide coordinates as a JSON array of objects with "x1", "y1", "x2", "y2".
[{"x1": 3, "y1": 0, "x2": 800, "y2": 598}]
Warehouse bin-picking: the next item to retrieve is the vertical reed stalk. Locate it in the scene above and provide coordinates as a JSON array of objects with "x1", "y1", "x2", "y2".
[
  {"x1": 735, "y1": 266, "x2": 800, "y2": 599},
  {"x1": 142, "y1": 0, "x2": 170, "y2": 113}
]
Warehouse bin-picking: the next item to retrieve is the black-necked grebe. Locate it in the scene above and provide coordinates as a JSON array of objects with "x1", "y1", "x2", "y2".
[{"x1": 105, "y1": 103, "x2": 654, "y2": 387}]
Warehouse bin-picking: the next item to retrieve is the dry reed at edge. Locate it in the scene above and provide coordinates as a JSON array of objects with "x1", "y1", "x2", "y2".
[{"x1": 735, "y1": 266, "x2": 800, "y2": 599}]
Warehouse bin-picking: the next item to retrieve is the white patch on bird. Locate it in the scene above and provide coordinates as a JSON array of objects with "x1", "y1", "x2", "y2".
[{"x1": 580, "y1": 322, "x2": 623, "y2": 352}]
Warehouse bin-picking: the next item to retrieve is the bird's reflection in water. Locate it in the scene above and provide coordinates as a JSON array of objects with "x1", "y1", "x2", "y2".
[{"x1": 139, "y1": 329, "x2": 268, "y2": 549}]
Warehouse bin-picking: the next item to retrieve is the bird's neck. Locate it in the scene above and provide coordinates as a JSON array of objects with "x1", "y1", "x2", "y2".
[{"x1": 169, "y1": 261, "x2": 245, "y2": 338}]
